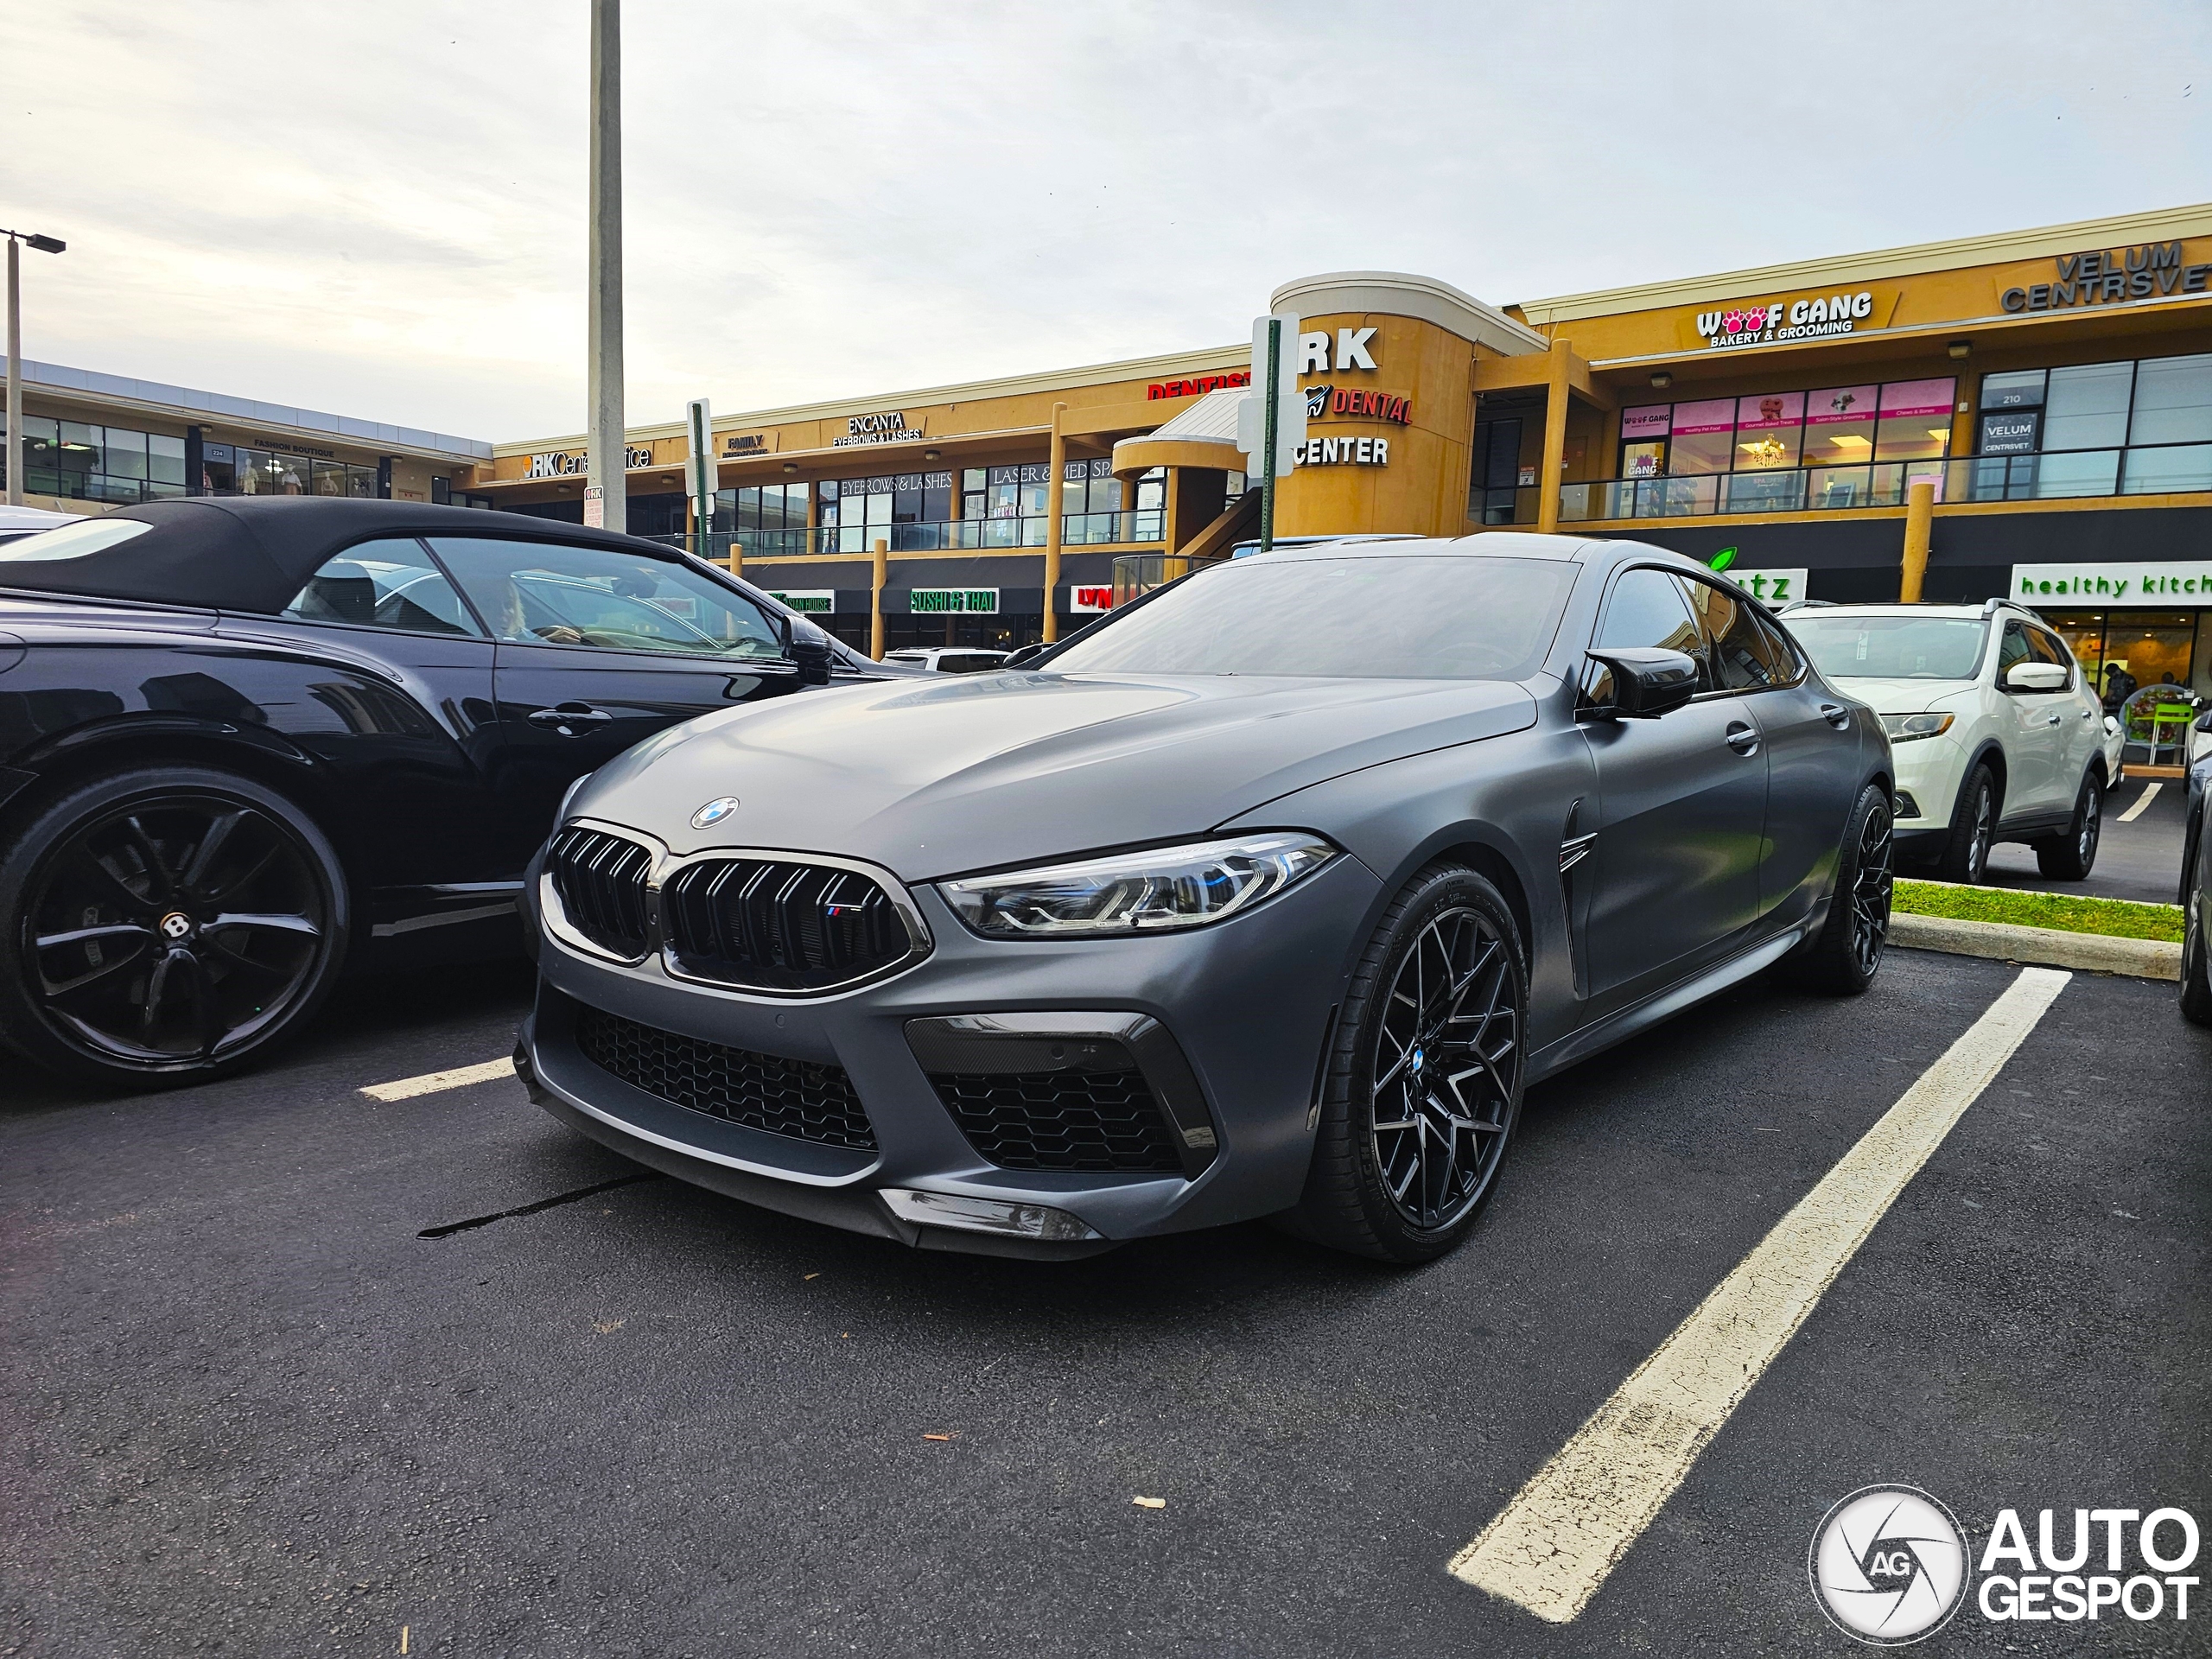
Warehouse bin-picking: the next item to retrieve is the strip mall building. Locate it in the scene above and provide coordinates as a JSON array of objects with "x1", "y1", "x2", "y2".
[{"x1": 10, "y1": 203, "x2": 2209, "y2": 693}]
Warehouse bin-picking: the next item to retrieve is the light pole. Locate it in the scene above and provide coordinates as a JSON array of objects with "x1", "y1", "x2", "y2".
[
  {"x1": 3, "y1": 228, "x2": 67, "y2": 509},
  {"x1": 586, "y1": 0, "x2": 625, "y2": 533}
]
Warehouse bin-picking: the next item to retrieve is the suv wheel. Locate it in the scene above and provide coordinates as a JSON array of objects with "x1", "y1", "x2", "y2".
[
  {"x1": 0, "y1": 766, "x2": 350, "y2": 1088},
  {"x1": 1937, "y1": 764, "x2": 1998, "y2": 885},
  {"x1": 2034, "y1": 772, "x2": 2102, "y2": 882},
  {"x1": 1292, "y1": 864, "x2": 1525, "y2": 1264},
  {"x1": 2183, "y1": 861, "x2": 2212, "y2": 1029}
]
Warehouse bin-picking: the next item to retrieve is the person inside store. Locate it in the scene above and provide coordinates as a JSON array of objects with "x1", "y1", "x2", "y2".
[{"x1": 2102, "y1": 661, "x2": 2139, "y2": 710}]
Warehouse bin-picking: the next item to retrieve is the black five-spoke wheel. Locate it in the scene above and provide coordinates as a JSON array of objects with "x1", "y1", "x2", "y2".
[
  {"x1": 2, "y1": 768, "x2": 347, "y2": 1085},
  {"x1": 1369, "y1": 906, "x2": 1519, "y2": 1232}
]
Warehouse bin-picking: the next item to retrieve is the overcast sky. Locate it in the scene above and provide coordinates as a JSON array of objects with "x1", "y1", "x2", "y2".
[{"x1": 3, "y1": 2, "x2": 2206, "y2": 442}]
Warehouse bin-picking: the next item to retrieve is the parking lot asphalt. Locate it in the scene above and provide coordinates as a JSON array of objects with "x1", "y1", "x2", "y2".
[
  {"x1": 3, "y1": 948, "x2": 2207, "y2": 1657},
  {"x1": 1984, "y1": 774, "x2": 2189, "y2": 905}
]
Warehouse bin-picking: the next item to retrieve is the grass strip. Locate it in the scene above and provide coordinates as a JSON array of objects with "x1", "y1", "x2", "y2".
[{"x1": 1893, "y1": 878, "x2": 2183, "y2": 944}]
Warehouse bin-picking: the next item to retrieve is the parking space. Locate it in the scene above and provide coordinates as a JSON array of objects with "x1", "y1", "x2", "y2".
[
  {"x1": 1985, "y1": 774, "x2": 2189, "y2": 905},
  {"x1": 3, "y1": 950, "x2": 2207, "y2": 1656}
]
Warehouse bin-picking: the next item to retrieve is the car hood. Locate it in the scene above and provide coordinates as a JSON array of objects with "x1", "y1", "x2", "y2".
[
  {"x1": 568, "y1": 671, "x2": 1539, "y2": 880},
  {"x1": 1815, "y1": 675, "x2": 1979, "y2": 714}
]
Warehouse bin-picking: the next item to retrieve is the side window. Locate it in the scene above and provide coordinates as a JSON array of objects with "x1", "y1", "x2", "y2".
[
  {"x1": 280, "y1": 537, "x2": 484, "y2": 637},
  {"x1": 1998, "y1": 621, "x2": 2033, "y2": 686},
  {"x1": 1682, "y1": 576, "x2": 1798, "y2": 691},
  {"x1": 1587, "y1": 566, "x2": 1705, "y2": 702},
  {"x1": 426, "y1": 537, "x2": 785, "y2": 658},
  {"x1": 2027, "y1": 628, "x2": 2073, "y2": 687}
]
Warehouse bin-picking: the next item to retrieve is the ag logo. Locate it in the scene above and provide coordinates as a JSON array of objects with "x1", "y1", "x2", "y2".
[
  {"x1": 1810, "y1": 1485, "x2": 1969, "y2": 1645},
  {"x1": 690, "y1": 797, "x2": 741, "y2": 830}
]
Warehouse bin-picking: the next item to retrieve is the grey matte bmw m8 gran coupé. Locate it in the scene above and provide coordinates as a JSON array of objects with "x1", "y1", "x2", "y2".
[{"x1": 517, "y1": 533, "x2": 1892, "y2": 1262}]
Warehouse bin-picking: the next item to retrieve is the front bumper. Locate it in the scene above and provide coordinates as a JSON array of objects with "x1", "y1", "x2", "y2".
[
  {"x1": 518, "y1": 850, "x2": 1382, "y2": 1257},
  {"x1": 1889, "y1": 732, "x2": 1970, "y2": 840}
]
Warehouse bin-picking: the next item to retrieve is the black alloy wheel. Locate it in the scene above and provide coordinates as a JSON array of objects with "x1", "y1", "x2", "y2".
[
  {"x1": 0, "y1": 767, "x2": 348, "y2": 1086},
  {"x1": 1293, "y1": 864, "x2": 1527, "y2": 1263},
  {"x1": 1786, "y1": 781, "x2": 1895, "y2": 995},
  {"x1": 1368, "y1": 906, "x2": 1519, "y2": 1230},
  {"x1": 1938, "y1": 765, "x2": 1998, "y2": 886},
  {"x1": 2182, "y1": 851, "x2": 2211, "y2": 1028},
  {"x1": 1847, "y1": 798, "x2": 1895, "y2": 979},
  {"x1": 2035, "y1": 772, "x2": 2102, "y2": 881}
]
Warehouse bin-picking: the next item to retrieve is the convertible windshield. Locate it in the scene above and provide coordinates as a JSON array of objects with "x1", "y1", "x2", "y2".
[
  {"x1": 1046, "y1": 555, "x2": 1576, "y2": 680},
  {"x1": 1789, "y1": 614, "x2": 1990, "y2": 680}
]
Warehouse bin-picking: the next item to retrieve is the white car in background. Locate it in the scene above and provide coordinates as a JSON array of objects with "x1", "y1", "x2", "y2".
[
  {"x1": 882, "y1": 645, "x2": 1012, "y2": 674},
  {"x1": 0, "y1": 505, "x2": 82, "y2": 545},
  {"x1": 1784, "y1": 600, "x2": 2108, "y2": 884}
]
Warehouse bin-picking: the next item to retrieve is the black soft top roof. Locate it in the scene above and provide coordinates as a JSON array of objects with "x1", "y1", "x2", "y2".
[{"x1": 3, "y1": 497, "x2": 696, "y2": 613}]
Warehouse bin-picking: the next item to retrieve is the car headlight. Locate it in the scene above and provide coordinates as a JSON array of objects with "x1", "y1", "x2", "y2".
[
  {"x1": 1879, "y1": 712, "x2": 1955, "y2": 743},
  {"x1": 938, "y1": 832, "x2": 1336, "y2": 939}
]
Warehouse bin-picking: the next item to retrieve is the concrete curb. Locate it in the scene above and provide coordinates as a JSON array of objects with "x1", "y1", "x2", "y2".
[{"x1": 1890, "y1": 912, "x2": 2182, "y2": 982}]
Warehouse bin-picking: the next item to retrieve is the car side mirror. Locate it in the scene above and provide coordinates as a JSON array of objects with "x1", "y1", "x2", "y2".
[
  {"x1": 1003, "y1": 643, "x2": 1048, "y2": 670},
  {"x1": 2005, "y1": 661, "x2": 2069, "y2": 691},
  {"x1": 1584, "y1": 647, "x2": 1699, "y2": 719},
  {"x1": 785, "y1": 615, "x2": 833, "y2": 686}
]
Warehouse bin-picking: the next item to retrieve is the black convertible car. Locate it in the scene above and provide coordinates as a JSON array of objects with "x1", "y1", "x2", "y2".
[{"x1": 0, "y1": 498, "x2": 887, "y2": 1086}]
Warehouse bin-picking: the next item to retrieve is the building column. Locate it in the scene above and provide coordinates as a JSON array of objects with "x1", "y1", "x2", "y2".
[
  {"x1": 1042, "y1": 402, "x2": 1067, "y2": 642},
  {"x1": 1535, "y1": 337, "x2": 1572, "y2": 535},
  {"x1": 869, "y1": 537, "x2": 888, "y2": 659},
  {"x1": 1899, "y1": 481, "x2": 1936, "y2": 602},
  {"x1": 184, "y1": 426, "x2": 206, "y2": 496}
]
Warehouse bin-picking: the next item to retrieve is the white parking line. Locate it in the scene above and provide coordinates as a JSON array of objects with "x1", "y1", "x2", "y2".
[
  {"x1": 2116, "y1": 781, "x2": 2161, "y2": 823},
  {"x1": 1447, "y1": 966, "x2": 2070, "y2": 1624},
  {"x1": 360, "y1": 1057, "x2": 514, "y2": 1102}
]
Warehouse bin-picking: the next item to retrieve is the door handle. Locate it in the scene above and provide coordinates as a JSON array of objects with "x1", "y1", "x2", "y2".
[
  {"x1": 1820, "y1": 702, "x2": 1852, "y2": 730},
  {"x1": 2046, "y1": 712, "x2": 2063, "y2": 726},
  {"x1": 527, "y1": 704, "x2": 613, "y2": 733},
  {"x1": 1725, "y1": 721, "x2": 1760, "y2": 756}
]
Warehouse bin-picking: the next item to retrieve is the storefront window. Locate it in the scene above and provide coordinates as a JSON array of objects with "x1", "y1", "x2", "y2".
[
  {"x1": 1733, "y1": 392, "x2": 1803, "y2": 469},
  {"x1": 3, "y1": 413, "x2": 190, "y2": 503},
  {"x1": 1872, "y1": 378, "x2": 1956, "y2": 461},
  {"x1": 2042, "y1": 610, "x2": 2197, "y2": 708},
  {"x1": 2127, "y1": 352, "x2": 2212, "y2": 447},
  {"x1": 1799, "y1": 385, "x2": 1878, "y2": 470},
  {"x1": 1618, "y1": 406, "x2": 1668, "y2": 480},
  {"x1": 1668, "y1": 399, "x2": 1736, "y2": 474},
  {"x1": 2042, "y1": 361, "x2": 2133, "y2": 450}
]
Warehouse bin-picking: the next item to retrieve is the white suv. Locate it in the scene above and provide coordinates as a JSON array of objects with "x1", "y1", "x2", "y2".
[{"x1": 1783, "y1": 600, "x2": 2107, "y2": 883}]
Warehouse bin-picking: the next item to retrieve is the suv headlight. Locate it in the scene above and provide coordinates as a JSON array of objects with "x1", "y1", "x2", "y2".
[
  {"x1": 1879, "y1": 712, "x2": 1955, "y2": 743},
  {"x1": 939, "y1": 832, "x2": 1336, "y2": 939}
]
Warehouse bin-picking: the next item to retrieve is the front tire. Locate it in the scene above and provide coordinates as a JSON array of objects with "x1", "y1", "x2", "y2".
[
  {"x1": 1293, "y1": 864, "x2": 1526, "y2": 1264},
  {"x1": 2034, "y1": 772, "x2": 2102, "y2": 881},
  {"x1": 0, "y1": 766, "x2": 351, "y2": 1088},
  {"x1": 2182, "y1": 874, "x2": 2212, "y2": 1029},
  {"x1": 1936, "y1": 764, "x2": 1998, "y2": 885},
  {"x1": 1786, "y1": 783, "x2": 1894, "y2": 995}
]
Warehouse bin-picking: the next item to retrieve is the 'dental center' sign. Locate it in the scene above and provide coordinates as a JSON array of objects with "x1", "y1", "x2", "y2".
[{"x1": 2013, "y1": 561, "x2": 2212, "y2": 605}]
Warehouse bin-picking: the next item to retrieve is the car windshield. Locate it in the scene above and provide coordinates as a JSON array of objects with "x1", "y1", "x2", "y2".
[
  {"x1": 1045, "y1": 554, "x2": 1577, "y2": 680},
  {"x1": 1788, "y1": 614, "x2": 1991, "y2": 680}
]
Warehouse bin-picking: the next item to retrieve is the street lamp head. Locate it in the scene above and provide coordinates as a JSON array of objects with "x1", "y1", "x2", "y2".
[{"x1": 25, "y1": 235, "x2": 66, "y2": 255}]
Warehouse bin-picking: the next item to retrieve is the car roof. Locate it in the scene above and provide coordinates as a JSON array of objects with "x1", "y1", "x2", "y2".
[
  {"x1": 0, "y1": 497, "x2": 716, "y2": 614},
  {"x1": 1234, "y1": 531, "x2": 1724, "y2": 573}
]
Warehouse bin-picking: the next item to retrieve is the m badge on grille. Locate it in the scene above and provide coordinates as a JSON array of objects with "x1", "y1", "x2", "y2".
[{"x1": 690, "y1": 797, "x2": 741, "y2": 829}]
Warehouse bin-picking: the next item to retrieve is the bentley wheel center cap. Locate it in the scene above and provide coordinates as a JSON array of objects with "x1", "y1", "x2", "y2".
[
  {"x1": 690, "y1": 797, "x2": 741, "y2": 830},
  {"x1": 158, "y1": 912, "x2": 194, "y2": 941}
]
